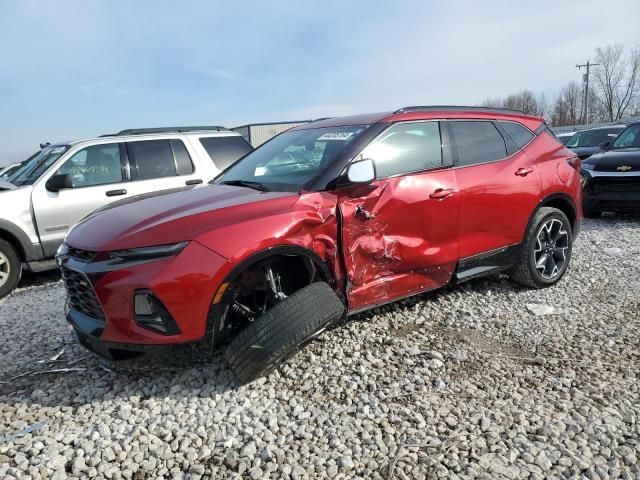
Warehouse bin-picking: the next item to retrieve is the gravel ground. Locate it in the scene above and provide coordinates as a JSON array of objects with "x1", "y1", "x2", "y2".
[{"x1": 1, "y1": 216, "x2": 639, "y2": 480}]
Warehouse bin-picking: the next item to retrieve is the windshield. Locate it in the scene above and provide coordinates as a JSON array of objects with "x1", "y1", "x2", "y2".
[
  {"x1": 612, "y1": 124, "x2": 640, "y2": 149},
  {"x1": 214, "y1": 125, "x2": 368, "y2": 191},
  {"x1": 8, "y1": 145, "x2": 70, "y2": 186},
  {"x1": 567, "y1": 128, "x2": 623, "y2": 148}
]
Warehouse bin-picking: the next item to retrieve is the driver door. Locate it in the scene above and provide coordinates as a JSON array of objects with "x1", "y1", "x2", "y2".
[
  {"x1": 338, "y1": 121, "x2": 459, "y2": 311},
  {"x1": 32, "y1": 142, "x2": 130, "y2": 257}
]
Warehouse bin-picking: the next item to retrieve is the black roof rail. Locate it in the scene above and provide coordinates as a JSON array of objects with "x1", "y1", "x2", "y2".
[
  {"x1": 394, "y1": 105, "x2": 527, "y2": 116},
  {"x1": 110, "y1": 126, "x2": 228, "y2": 136}
]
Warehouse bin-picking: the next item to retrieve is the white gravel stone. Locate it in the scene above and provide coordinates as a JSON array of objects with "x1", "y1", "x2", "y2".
[{"x1": 1, "y1": 217, "x2": 640, "y2": 479}]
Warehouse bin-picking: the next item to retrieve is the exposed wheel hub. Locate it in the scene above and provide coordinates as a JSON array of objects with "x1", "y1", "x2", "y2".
[{"x1": 534, "y1": 218, "x2": 569, "y2": 280}]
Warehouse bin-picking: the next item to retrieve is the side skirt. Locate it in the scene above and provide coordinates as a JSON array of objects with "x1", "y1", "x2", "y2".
[{"x1": 454, "y1": 244, "x2": 521, "y2": 284}]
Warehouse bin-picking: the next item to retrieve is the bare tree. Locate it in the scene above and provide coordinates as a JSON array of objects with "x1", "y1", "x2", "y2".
[
  {"x1": 593, "y1": 44, "x2": 640, "y2": 121},
  {"x1": 480, "y1": 97, "x2": 503, "y2": 108},
  {"x1": 551, "y1": 81, "x2": 583, "y2": 126},
  {"x1": 480, "y1": 90, "x2": 545, "y2": 116},
  {"x1": 537, "y1": 92, "x2": 550, "y2": 121}
]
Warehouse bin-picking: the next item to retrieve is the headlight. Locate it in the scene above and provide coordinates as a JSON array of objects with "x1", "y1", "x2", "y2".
[
  {"x1": 110, "y1": 241, "x2": 189, "y2": 261},
  {"x1": 580, "y1": 171, "x2": 590, "y2": 188},
  {"x1": 56, "y1": 242, "x2": 69, "y2": 257},
  {"x1": 582, "y1": 162, "x2": 595, "y2": 170}
]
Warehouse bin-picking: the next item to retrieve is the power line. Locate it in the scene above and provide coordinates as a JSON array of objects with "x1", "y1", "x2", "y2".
[{"x1": 576, "y1": 60, "x2": 600, "y2": 127}]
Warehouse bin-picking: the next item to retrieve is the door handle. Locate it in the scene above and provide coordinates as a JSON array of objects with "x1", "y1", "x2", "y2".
[
  {"x1": 186, "y1": 179, "x2": 203, "y2": 186},
  {"x1": 106, "y1": 189, "x2": 127, "y2": 197},
  {"x1": 515, "y1": 167, "x2": 534, "y2": 177},
  {"x1": 429, "y1": 188, "x2": 454, "y2": 200}
]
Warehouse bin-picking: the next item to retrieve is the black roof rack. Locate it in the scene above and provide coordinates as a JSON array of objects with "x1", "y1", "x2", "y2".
[
  {"x1": 394, "y1": 105, "x2": 527, "y2": 116},
  {"x1": 107, "y1": 126, "x2": 228, "y2": 136}
]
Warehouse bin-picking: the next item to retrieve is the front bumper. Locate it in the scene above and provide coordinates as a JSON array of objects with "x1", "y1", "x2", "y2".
[
  {"x1": 582, "y1": 170, "x2": 640, "y2": 211},
  {"x1": 58, "y1": 241, "x2": 231, "y2": 359}
]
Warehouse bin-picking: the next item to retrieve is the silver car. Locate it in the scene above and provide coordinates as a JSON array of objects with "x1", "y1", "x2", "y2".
[{"x1": 0, "y1": 126, "x2": 253, "y2": 298}]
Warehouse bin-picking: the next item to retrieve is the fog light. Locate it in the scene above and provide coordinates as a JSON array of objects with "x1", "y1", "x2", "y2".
[
  {"x1": 133, "y1": 290, "x2": 180, "y2": 335},
  {"x1": 134, "y1": 293, "x2": 156, "y2": 316}
]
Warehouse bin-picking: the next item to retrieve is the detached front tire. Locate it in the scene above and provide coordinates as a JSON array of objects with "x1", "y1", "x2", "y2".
[
  {"x1": 225, "y1": 282, "x2": 345, "y2": 384},
  {"x1": 0, "y1": 239, "x2": 21, "y2": 300},
  {"x1": 510, "y1": 207, "x2": 573, "y2": 289}
]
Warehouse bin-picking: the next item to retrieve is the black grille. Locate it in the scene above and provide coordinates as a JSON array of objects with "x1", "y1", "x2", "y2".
[
  {"x1": 67, "y1": 246, "x2": 98, "y2": 262},
  {"x1": 61, "y1": 267, "x2": 105, "y2": 321}
]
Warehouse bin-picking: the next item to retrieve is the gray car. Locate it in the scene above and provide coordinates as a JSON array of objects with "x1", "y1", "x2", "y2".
[{"x1": 0, "y1": 126, "x2": 253, "y2": 298}]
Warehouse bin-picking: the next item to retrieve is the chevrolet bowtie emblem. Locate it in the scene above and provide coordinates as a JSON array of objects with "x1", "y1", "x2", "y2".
[{"x1": 617, "y1": 165, "x2": 632, "y2": 171}]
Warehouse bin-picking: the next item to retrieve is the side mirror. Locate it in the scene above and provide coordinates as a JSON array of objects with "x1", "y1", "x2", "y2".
[
  {"x1": 45, "y1": 173, "x2": 73, "y2": 192},
  {"x1": 599, "y1": 140, "x2": 612, "y2": 151},
  {"x1": 347, "y1": 159, "x2": 375, "y2": 184}
]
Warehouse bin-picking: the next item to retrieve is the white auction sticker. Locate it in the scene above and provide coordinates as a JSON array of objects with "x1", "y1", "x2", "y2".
[{"x1": 317, "y1": 132, "x2": 354, "y2": 141}]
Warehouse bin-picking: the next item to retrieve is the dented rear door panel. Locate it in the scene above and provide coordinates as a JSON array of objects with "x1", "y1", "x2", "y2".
[{"x1": 338, "y1": 170, "x2": 459, "y2": 311}]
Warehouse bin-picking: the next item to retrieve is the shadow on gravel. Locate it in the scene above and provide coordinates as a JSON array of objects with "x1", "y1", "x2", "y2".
[
  {"x1": 1, "y1": 343, "x2": 239, "y2": 406},
  {"x1": 17, "y1": 269, "x2": 61, "y2": 289}
]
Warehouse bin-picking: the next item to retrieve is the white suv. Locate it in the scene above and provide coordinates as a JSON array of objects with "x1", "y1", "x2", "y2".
[{"x1": 0, "y1": 126, "x2": 253, "y2": 298}]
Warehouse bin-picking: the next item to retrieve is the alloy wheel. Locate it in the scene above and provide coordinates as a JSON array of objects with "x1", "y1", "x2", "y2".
[
  {"x1": 0, "y1": 251, "x2": 10, "y2": 288},
  {"x1": 534, "y1": 218, "x2": 569, "y2": 280}
]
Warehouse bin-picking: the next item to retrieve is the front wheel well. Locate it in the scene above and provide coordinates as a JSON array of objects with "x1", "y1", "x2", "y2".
[
  {"x1": 208, "y1": 248, "x2": 336, "y2": 346},
  {"x1": 0, "y1": 229, "x2": 25, "y2": 262}
]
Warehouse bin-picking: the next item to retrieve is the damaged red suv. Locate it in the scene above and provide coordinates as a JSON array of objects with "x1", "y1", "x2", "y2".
[{"x1": 58, "y1": 107, "x2": 582, "y2": 382}]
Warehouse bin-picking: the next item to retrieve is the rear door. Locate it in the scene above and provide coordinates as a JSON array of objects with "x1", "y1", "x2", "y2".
[
  {"x1": 123, "y1": 138, "x2": 204, "y2": 197},
  {"x1": 338, "y1": 121, "x2": 459, "y2": 311},
  {"x1": 32, "y1": 142, "x2": 131, "y2": 256},
  {"x1": 449, "y1": 120, "x2": 541, "y2": 259}
]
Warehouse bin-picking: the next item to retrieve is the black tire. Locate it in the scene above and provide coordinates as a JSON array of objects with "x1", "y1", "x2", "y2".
[
  {"x1": 225, "y1": 282, "x2": 345, "y2": 384},
  {"x1": 0, "y1": 239, "x2": 22, "y2": 300},
  {"x1": 509, "y1": 207, "x2": 573, "y2": 289},
  {"x1": 583, "y1": 207, "x2": 602, "y2": 218}
]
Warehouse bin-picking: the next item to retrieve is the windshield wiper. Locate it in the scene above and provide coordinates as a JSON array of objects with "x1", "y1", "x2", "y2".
[{"x1": 218, "y1": 179, "x2": 269, "y2": 192}]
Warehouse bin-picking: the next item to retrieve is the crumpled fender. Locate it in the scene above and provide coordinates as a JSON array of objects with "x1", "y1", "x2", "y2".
[{"x1": 194, "y1": 192, "x2": 343, "y2": 286}]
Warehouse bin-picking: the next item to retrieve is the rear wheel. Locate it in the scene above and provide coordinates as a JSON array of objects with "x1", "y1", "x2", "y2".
[
  {"x1": 0, "y1": 239, "x2": 21, "y2": 299},
  {"x1": 510, "y1": 207, "x2": 573, "y2": 289}
]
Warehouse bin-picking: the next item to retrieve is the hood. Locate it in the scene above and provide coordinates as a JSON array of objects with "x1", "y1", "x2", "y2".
[
  {"x1": 570, "y1": 146, "x2": 602, "y2": 160},
  {"x1": 583, "y1": 148, "x2": 640, "y2": 172},
  {"x1": 67, "y1": 184, "x2": 298, "y2": 251},
  {"x1": 0, "y1": 178, "x2": 16, "y2": 191}
]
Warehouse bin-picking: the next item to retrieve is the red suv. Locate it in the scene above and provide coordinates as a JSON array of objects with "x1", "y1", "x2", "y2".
[{"x1": 58, "y1": 107, "x2": 582, "y2": 382}]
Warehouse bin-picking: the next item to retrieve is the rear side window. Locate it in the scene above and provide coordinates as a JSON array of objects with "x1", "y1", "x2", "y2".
[
  {"x1": 361, "y1": 121, "x2": 443, "y2": 178},
  {"x1": 450, "y1": 121, "x2": 507, "y2": 166},
  {"x1": 200, "y1": 136, "x2": 253, "y2": 171},
  {"x1": 128, "y1": 140, "x2": 179, "y2": 180},
  {"x1": 499, "y1": 121, "x2": 535, "y2": 149}
]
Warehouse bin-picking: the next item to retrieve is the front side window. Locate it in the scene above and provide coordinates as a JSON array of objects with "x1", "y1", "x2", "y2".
[
  {"x1": 612, "y1": 125, "x2": 640, "y2": 149},
  {"x1": 215, "y1": 125, "x2": 368, "y2": 191},
  {"x1": 127, "y1": 140, "x2": 177, "y2": 180},
  {"x1": 450, "y1": 121, "x2": 507, "y2": 166},
  {"x1": 56, "y1": 144, "x2": 123, "y2": 187},
  {"x1": 360, "y1": 121, "x2": 443, "y2": 178},
  {"x1": 200, "y1": 136, "x2": 253, "y2": 171}
]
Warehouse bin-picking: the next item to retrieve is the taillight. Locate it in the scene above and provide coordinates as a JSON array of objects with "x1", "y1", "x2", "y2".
[{"x1": 567, "y1": 157, "x2": 581, "y2": 171}]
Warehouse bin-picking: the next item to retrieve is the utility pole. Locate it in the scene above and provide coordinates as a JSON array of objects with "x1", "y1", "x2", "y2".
[{"x1": 576, "y1": 60, "x2": 600, "y2": 127}]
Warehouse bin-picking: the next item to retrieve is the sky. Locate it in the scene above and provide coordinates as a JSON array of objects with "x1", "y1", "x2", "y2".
[{"x1": 1, "y1": 0, "x2": 640, "y2": 165}]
